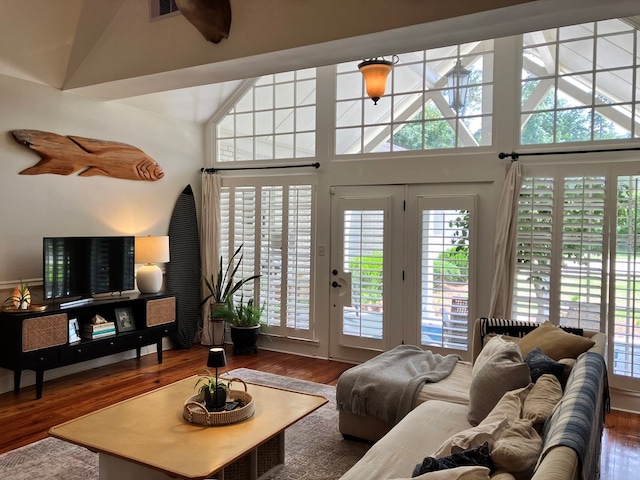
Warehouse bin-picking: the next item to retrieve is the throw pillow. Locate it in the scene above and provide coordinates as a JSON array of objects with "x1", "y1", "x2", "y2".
[
  {"x1": 412, "y1": 442, "x2": 492, "y2": 477},
  {"x1": 433, "y1": 384, "x2": 532, "y2": 458},
  {"x1": 524, "y1": 347, "x2": 565, "y2": 382},
  {"x1": 481, "y1": 383, "x2": 532, "y2": 425},
  {"x1": 482, "y1": 333, "x2": 520, "y2": 348},
  {"x1": 473, "y1": 336, "x2": 518, "y2": 377},
  {"x1": 522, "y1": 374, "x2": 563, "y2": 429},
  {"x1": 490, "y1": 419, "x2": 543, "y2": 480},
  {"x1": 468, "y1": 342, "x2": 531, "y2": 426},
  {"x1": 517, "y1": 322, "x2": 595, "y2": 360},
  {"x1": 557, "y1": 358, "x2": 576, "y2": 388},
  {"x1": 431, "y1": 417, "x2": 509, "y2": 458}
]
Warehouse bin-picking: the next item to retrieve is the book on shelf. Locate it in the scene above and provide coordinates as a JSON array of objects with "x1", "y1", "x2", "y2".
[
  {"x1": 82, "y1": 322, "x2": 115, "y2": 333},
  {"x1": 81, "y1": 329, "x2": 116, "y2": 340},
  {"x1": 81, "y1": 322, "x2": 116, "y2": 339}
]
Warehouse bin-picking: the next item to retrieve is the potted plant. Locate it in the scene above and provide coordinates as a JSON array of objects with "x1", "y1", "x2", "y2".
[
  {"x1": 194, "y1": 369, "x2": 229, "y2": 410},
  {"x1": 2, "y1": 280, "x2": 31, "y2": 310},
  {"x1": 228, "y1": 296, "x2": 266, "y2": 354},
  {"x1": 201, "y1": 244, "x2": 261, "y2": 345}
]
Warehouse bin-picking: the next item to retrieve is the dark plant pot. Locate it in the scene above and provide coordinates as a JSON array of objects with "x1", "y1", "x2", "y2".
[
  {"x1": 203, "y1": 387, "x2": 227, "y2": 410},
  {"x1": 230, "y1": 325, "x2": 260, "y2": 355}
]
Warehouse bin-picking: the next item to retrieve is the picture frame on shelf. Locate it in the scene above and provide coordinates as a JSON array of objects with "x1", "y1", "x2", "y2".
[
  {"x1": 68, "y1": 318, "x2": 81, "y2": 343},
  {"x1": 114, "y1": 307, "x2": 135, "y2": 332}
]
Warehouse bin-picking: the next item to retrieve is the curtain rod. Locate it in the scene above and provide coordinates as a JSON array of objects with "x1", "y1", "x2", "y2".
[
  {"x1": 201, "y1": 162, "x2": 320, "y2": 173},
  {"x1": 499, "y1": 146, "x2": 640, "y2": 161}
]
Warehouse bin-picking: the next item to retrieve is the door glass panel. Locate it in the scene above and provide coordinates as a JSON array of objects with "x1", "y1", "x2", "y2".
[
  {"x1": 421, "y1": 209, "x2": 470, "y2": 350},
  {"x1": 342, "y1": 210, "x2": 384, "y2": 339}
]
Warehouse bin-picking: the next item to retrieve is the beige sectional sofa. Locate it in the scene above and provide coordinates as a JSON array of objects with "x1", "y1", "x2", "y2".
[{"x1": 338, "y1": 318, "x2": 607, "y2": 480}]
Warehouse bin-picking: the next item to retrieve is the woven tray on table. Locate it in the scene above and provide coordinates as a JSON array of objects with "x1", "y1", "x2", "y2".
[{"x1": 183, "y1": 378, "x2": 254, "y2": 426}]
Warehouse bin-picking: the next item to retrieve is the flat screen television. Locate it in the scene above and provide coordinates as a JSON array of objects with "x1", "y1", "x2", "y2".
[{"x1": 43, "y1": 236, "x2": 135, "y2": 301}]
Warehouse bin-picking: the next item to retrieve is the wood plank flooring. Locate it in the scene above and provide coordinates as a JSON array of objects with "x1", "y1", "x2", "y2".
[{"x1": 0, "y1": 345, "x2": 638, "y2": 479}]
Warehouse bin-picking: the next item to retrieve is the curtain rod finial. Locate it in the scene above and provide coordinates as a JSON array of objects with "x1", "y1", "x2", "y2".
[{"x1": 498, "y1": 152, "x2": 518, "y2": 161}]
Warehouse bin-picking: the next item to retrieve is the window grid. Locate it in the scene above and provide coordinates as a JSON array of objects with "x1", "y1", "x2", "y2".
[
  {"x1": 335, "y1": 41, "x2": 494, "y2": 155},
  {"x1": 521, "y1": 19, "x2": 640, "y2": 144},
  {"x1": 216, "y1": 69, "x2": 317, "y2": 162}
]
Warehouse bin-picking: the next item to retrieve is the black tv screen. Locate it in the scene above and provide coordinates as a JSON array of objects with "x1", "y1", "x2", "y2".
[{"x1": 43, "y1": 236, "x2": 135, "y2": 300}]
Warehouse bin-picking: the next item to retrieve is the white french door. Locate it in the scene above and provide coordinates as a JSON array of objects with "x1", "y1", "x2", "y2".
[
  {"x1": 329, "y1": 186, "x2": 405, "y2": 358},
  {"x1": 329, "y1": 185, "x2": 476, "y2": 363}
]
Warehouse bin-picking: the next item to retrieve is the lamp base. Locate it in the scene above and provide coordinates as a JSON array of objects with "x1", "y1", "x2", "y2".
[{"x1": 136, "y1": 264, "x2": 163, "y2": 294}]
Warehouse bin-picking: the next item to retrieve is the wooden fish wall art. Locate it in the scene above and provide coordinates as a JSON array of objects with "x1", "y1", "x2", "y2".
[
  {"x1": 11, "y1": 130, "x2": 164, "y2": 181},
  {"x1": 176, "y1": 0, "x2": 232, "y2": 44}
]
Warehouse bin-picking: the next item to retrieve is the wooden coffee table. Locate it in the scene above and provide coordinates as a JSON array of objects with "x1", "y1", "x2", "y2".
[{"x1": 49, "y1": 376, "x2": 328, "y2": 479}]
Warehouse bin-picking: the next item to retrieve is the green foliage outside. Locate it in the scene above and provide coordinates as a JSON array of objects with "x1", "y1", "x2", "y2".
[
  {"x1": 520, "y1": 79, "x2": 625, "y2": 144},
  {"x1": 433, "y1": 247, "x2": 468, "y2": 286},
  {"x1": 393, "y1": 69, "x2": 484, "y2": 151},
  {"x1": 349, "y1": 253, "x2": 383, "y2": 306}
]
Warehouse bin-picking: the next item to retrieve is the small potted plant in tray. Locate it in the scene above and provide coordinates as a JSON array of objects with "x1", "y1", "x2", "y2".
[{"x1": 195, "y1": 369, "x2": 230, "y2": 411}]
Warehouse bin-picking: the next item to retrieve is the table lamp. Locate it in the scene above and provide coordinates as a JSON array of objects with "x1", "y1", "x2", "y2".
[
  {"x1": 135, "y1": 235, "x2": 170, "y2": 294},
  {"x1": 207, "y1": 347, "x2": 227, "y2": 404}
]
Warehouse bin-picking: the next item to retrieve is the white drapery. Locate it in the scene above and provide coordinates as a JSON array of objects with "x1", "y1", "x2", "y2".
[
  {"x1": 489, "y1": 159, "x2": 523, "y2": 318},
  {"x1": 200, "y1": 171, "x2": 222, "y2": 345}
]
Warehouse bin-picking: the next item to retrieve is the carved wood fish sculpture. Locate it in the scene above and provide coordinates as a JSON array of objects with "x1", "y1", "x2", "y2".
[
  {"x1": 176, "y1": 0, "x2": 232, "y2": 44},
  {"x1": 12, "y1": 129, "x2": 164, "y2": 181}
]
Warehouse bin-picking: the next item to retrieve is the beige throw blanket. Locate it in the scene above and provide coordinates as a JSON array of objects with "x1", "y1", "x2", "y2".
[{"x1": 336, "y1": 345, "x2": 460, "y2": 425}]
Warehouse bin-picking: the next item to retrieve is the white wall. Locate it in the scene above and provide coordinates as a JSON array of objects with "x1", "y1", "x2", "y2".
[{"x1": 0, "y1": 73, "x2": 204, "y2": 393}]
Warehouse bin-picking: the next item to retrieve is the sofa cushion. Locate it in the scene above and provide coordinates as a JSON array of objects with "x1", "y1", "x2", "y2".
[
  {"x1": 490, "y1": 419, "x2": 543, "y2": 480},
  {"x1": 524, "y1": 347, "x2": 565, "y2": 383},
  {"x1": 468, "y1": 339, "x2": 531, "y2": 426},
  {"x1": 523, "y1": 374, "x2": 563, "y2": 428},
  {"x1": 338, "y1": 400, "x2": 473, "y2": 480},
  {"x1": 517, "y1": 321, "x2": 595, "y2": 360},
  {"x1": 412, "y1": 442, "x2": 492, "y2": 477}
]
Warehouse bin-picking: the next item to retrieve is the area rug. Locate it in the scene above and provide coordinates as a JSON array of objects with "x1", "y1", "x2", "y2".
[{"x1": 0, "y1": 368, "x2": 370, "y2": 480}]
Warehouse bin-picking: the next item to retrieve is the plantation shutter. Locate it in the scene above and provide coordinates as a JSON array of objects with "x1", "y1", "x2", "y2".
[
  {"x1": 286, "y1": 186, "x2": 313, "y2": 333},
  {"x1": 612, "y1": 175, "x2": 640, "y2": 380},
  {"x1": 221, "y1": 183, "x2": 314, "y2": 340},
  {"x1": 260, "y1": 187, "x2": 284, "y2": 330},
  {"x1": 513, "y1": 177, "x2": 554, "y2": 322},
  {"x1": 558, "y1": 177, "x2": 605, "y2": 331},
  {"x1": 233, "y1": 187, "x2": 258, "y2": 299},
  {"x1": 513, "y1": 175, "x2": 607, "y2": 330}
]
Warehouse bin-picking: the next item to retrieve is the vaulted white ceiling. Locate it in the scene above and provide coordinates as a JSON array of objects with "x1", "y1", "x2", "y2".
[{"x1": 1, "y1": 0, "x2": 639, "y2": 124}]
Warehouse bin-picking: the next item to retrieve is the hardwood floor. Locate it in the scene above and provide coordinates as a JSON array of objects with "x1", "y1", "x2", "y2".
[
  {"x1": 0, "y1": 345, "x2": 352, "y2": 455},
  {"x1": 0, "y1": 346, "x2": 638, "y2": 480}
]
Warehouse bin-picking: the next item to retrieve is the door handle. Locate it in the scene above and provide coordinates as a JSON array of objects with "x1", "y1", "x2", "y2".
[{"x1": 331, "y1": 281, "x2": 341, "y2": 288}]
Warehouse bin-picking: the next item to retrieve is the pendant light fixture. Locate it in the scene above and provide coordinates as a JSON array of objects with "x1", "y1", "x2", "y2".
[{"x1": 358, "y1": 56, "x2": 398, "y2": 105}]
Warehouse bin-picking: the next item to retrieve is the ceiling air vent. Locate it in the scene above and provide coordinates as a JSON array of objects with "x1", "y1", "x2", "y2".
[{"x1": 149, "y1": 0, "x2": 180, "y2": 20}]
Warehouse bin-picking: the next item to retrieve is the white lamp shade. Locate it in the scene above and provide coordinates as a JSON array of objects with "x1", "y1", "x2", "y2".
[{"x1": 135, "y1": 236, "x2": 170, "y2": 264}]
